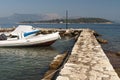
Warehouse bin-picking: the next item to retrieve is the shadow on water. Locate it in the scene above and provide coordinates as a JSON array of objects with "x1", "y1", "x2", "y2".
[
  {"x1": 0, "y1": 37, "x2": 75, "y2": 80},
  {"x1": 52, "y1": 37, "x2": 75, "y2": 53}
]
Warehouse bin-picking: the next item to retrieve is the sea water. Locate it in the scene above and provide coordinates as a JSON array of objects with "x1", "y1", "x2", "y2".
[
  {"x1": 32, "y1": 23, "x2": 120, "y2": 52},
  {"x1": 0, "y1": 47, "x2": 57, "y2": 80},
  {"x1": 0, "y1": 37, "x2": 75, "y2": 80},
  {"x1": 0, "y1": 23, "x2": 120, "y2": 80}
]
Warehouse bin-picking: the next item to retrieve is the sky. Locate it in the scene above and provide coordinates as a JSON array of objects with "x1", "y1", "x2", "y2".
[{"x1": 0, "y1": 0, "x2": 120, "y2": 22}]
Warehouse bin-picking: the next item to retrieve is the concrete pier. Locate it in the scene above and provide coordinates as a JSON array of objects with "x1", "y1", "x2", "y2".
[{"x1": 56, "y1": 29, "x2": 120, "y2": 80}]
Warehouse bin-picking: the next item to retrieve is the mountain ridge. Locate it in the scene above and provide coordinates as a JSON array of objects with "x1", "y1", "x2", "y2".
[
  {"x1": 0, "y1": 13, "x2": 60, "y2": 24},
  {"x1": 0, "y1": 13, "x2": 113, "y2": 24}
]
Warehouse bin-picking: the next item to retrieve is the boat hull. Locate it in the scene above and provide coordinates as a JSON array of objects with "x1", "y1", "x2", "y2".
[
  {"x1": 0, "y1": 32, "x2": 60, "y2": 47},
  {"x1": 26, "y1": 40, "x2": 56, "y2": 47}
]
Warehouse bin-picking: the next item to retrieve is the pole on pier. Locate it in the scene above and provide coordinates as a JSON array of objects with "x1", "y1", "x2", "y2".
[{"x1": 66, "y1": 10, "x2": 68, "y2": 29}]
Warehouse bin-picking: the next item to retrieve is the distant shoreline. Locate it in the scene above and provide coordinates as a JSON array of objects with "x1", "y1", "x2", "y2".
[
  {"x1": 19, "y1": 17, "x2": 113, "y2": 24},
  {"x1": 18, "y1": 22, "x2": 113, "y2": 24}
]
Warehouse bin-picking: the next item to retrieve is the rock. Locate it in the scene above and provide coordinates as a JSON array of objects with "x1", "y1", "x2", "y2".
[
  {"x1": 49, "y1": 53, "x2": 67, "y2": 69},
  {"x1": 93, "y1": 31, "x2": 101, "y2": 36},
  {"x1": 97, "y1": 37, "x2": 108, "y2": 44},
  {"x1": 42, "y1": 70, "x2": 56, "y2": 80},
  {"x1": 116, "y1": 52, "x2": 120, "y2": 56},
  {"x1": 42, "y1": 52, "x2": 68, "y2": 80}
]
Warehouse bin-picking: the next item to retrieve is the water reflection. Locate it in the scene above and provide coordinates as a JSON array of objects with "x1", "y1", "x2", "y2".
[
  {"x1": 0, "y1": 47, "x2": 56, "y2": 58},
  {"x1": 0, "y1": 37, "x2": 75, "y2": 80},
  {"x1": 0, "y1": 47, "x2": 58, "y2": 80},
  {"x1": 52, "y1": 37, "x2": 75, "y2": 53}
]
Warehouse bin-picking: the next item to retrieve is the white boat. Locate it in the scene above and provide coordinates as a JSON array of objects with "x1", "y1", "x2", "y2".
[{"x1": 0, "y1": 25, "x2": 61, "y2": 47}]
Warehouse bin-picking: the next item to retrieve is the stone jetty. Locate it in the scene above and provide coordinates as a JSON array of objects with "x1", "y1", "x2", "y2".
[{"x1": 56, "y1": 29, "x2": 120, "y2": 80}]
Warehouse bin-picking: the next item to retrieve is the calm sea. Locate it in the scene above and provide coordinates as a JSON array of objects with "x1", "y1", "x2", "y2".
[
  {"x1": 1, "y1": 23, "x2": 120, "y2": 51},
  {"x1": 0, "y1": 30, "x2": 75, "y2": 80},
  {"x1": 0, "y1": 23, "x2": 120, "y2": 80}
]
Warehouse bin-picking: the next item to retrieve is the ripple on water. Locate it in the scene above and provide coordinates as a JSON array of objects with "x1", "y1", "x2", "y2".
[
  {"x1": 0, "y1": 38, "x2": 75, "y2": 80},
  {"x1": 0, "y1": 47, "x2": 59, "y2": 80}
]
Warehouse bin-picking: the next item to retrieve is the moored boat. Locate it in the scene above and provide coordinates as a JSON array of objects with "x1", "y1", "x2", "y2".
[{"x1": 0, "y1": 25, "x2": 61, "y2": 47}]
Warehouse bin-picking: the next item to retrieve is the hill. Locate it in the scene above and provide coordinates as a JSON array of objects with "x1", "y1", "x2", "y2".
[
  {"x1": 20, "y1": 18, "x2": 112, "y2": 24},
  {"x1": 0, "y1": 13, "x2": 112, "y2": 24},
  {"x1": 0, "y1": 13, "x2": 60, "y2": 24}
]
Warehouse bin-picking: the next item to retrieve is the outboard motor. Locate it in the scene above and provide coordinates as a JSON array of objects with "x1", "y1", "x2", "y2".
[{"x1": 0, "y1": 34, "x2": 7, "y2": 40}]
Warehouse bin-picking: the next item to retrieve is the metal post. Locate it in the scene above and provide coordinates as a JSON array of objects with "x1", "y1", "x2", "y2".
[{"x1": 66, "y1": 10, "x2": 68, "y2": 29}]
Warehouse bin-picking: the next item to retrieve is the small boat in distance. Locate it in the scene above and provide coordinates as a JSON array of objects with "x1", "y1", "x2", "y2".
[{"x1": 0, "y1": 25, "x2": 61, "y2": 47}]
